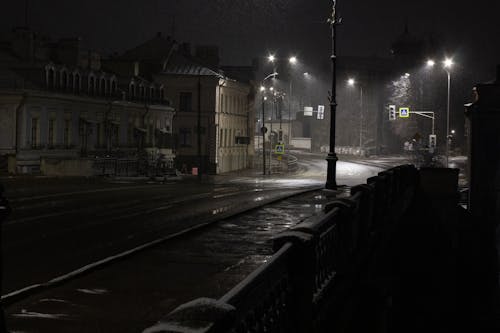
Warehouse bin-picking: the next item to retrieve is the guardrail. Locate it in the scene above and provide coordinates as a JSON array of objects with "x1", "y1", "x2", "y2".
[
  {"x1": 143, "y1": 164, "x2": 419, "y2": 333},
  {"x1": 92, "y1": 158, "x2": 175, "y2": 177}
]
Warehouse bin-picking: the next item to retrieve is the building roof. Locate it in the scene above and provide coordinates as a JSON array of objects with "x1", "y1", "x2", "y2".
[{"x1": 161, "y1": 52, "x2": 223, "y2": 78}]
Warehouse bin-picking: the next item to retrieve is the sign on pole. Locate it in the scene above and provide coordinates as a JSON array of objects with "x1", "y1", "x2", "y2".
[
  {"x1": 399, "y1": 107, "x2": 410, "y2": 118},
  {"x1": 275, "y1": 144, "x2": 285, "y2": 154},
  {"x1": 317, "y1": 105, "x2": 325, "y2": 119},
  {"x1": 304, "y1": 106, "x2": 313, "y2": 117}
]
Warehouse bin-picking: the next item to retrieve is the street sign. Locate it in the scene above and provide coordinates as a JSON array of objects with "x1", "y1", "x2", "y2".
[
  {"x1": 275, "y1": 144, "x2": 285, "y2": 154},
  {"x1": 317, "y1": 105, "x2": 325, "y2": 119},
  {"x1": 304, "y1": 106, "x2": 313, "y2": 117},
  {"x1": 399, "y1": 107, "x2": 410, "y2": 118}
]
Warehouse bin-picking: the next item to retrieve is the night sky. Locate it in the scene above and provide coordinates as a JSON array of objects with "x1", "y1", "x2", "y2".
[{"x1": 1, "y1": 1, "x2": 499, "y2": 83}]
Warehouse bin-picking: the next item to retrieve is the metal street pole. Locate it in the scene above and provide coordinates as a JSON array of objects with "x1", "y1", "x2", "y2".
[
  {"x1": 445, "y1": 69, "x2": 450, "y2": 167},
  {"x1": 325, "y1": 0, "x2": 339, "y2": 189},
  {"x1": 262, "y1": 95, "x2": 266, "y2": 175},
  {"x1": 260, "y1": 72, "x2": 277, "y2": 175},
  {"x1": 288, "y1": 79, "x2": 292, "y2": 146},
  {"x1": 359, "y1": 86, "x2": 363, "y2": 153},
  {"x1": 269, "y1": 103, "x2": 273, "y2": 175}
]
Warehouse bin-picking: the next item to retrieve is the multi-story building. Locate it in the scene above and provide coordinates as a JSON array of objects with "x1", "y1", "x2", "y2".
[
  {"x1": 0, "y1": 27, "x2": 175, "y2": 175},
  {"x1": 116, "y1": 33, "x2": 256, "y2": 174}
]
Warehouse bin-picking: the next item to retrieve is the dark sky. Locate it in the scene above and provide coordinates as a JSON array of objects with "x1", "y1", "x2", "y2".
[{"x1": 1, "y1": 0, "x2": 500, "y2": 82}]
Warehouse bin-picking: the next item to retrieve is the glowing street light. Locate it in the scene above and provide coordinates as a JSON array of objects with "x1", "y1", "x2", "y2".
[
  {"x1": 347, "y1": 77, "x2": 364, "y2": 153},
  {"x1": 260, "y1": 72, "x2": 278, "y2": 175},
  {"x1": 289, "y1": 56, "x2": 297, "y2": 65},
  {"x1": 268, "y1": 54, "x2": 276, "y2": 63},
  {"x1": 426, "y1": 57, "x2": 454, "y2": 166}
]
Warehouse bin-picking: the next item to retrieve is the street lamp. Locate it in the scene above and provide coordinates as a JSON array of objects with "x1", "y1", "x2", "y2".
[
  {"x1": 325, "y1": 0, "x2": 339, "y2": 189},
  {"x1": 426, "y1": 57, "x2": 454, "y2": 166},
  {"x1": 443, "y1": 58, "x2": 453, "y2": 167},
  {"x1": 347, "y1": 78, "x2": 364, "y2": 154},
  {"x1": 260, "y1": 72, "x2": 278, "y2": 175},
  {"x1": 267, "y1": 53, "x2": 299, "y2": 147}
]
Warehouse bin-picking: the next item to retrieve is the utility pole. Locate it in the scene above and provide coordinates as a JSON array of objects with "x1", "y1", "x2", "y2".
[{"x1": 325, "y1": 0, "x2": 340, "y2": 189}]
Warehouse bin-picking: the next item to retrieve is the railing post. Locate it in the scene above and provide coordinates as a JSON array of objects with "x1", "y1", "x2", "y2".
[{"x1": 273, "y1": 231, "x2": 315, "y2": 333}]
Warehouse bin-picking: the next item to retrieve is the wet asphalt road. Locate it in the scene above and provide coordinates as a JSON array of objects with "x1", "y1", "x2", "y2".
[
  {"x1": 0, "y1": 153, "x2": 390, "y2": 332},
  {"x1": 4, "y1": 190, "x2": 341, "y2": 333}
]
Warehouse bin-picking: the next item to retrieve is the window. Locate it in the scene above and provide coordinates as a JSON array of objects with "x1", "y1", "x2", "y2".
[
  {"x1": 179, "y1": 128, "x2": 191, "y2": 146},
  {"x1": 47, "y1": 68, "x2": 55, "y2": 89},
  {"x1": 179, "y1": 92, "x2": 192, "y2": 112},
  {"x1": 48, "y1": 119, "x2": 56, "y2": 147},
  {"x1": 127, "y1": 123, "x2": 134, "y2": 145},
  {"x1": 31, "y1": 118, "x2": 39, "y2": 148},
  {"x1": 100, "y1": 78, "x2": 106, "y2": 96},
  {"x1": 129, "y1": 82, "x2": 135, "y2": 99},
  {"x1": 61, "y1": 71, "x2": 68, "y2": 91},
  {"x1": 88, "y1": 76, "x2": 95, "y2": 96},
  {"x1": 96, "y1": 123, "x2": 102, "y2": 147},
  {"x1": 159, "y1": 87, "x2": 164, "y2": 102},
  {"x1": 111, "y1": 80, "x2": 117, "y2": 96},
  {"x1": 63, "y1": 120, "x2": 71, "y2": 147},
  {"x1": 139, "y1": 85, "x2": 145, "y2": 100},
  {"x1": 74, "y1": 73, "x2": 81, "y2": 94}
]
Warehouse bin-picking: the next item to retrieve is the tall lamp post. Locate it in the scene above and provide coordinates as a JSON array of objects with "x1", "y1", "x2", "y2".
[
  {"x1": 348, "y1": 78, "x2": 364, "y2": 153},
  {"x1": 444, "y1": 58, "x2": 453, "y2": 167},
  {"x1": 426, "y1": 58, "x2": 453, "y2": 166},
  {"x1": 260, "y1": 72, "x2": 278, "y2": 175},
  {"x1": 326, "y1": 0, "x2": 339, "y2": 189},
  {"x1": 268, "y1": 54, "x2": 297, "y2": 146}
]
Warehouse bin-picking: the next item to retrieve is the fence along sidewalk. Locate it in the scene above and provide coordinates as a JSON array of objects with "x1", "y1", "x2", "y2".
[{"x1": 143, "y1": 164, "x2": 419, "y2": 333}]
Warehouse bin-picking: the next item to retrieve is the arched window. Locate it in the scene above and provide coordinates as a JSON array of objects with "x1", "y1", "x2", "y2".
[
  {"x1": 129, "y1": 81, "x2": 135, "y2": 100},
  {"x1": 111, "y1": 80, "x2": 117, "y2": 96},
  {"x1": 150, "y1": 87, "x2": 155, "y2": 102},
  {"x1": 61, "y1": 70, "x2": 68, "y2": 91},
  {"x1": 159, "y1": 87, "x2": 164, "y2": 102},
  {"x1": 99, "y1": 77, "x2": 106, "y2": 96},
  {"x1": 73, "y1": 72, "x2": 81, "y2": 94},
  {"x1": 46, "y1": 67, "x2": 55, "y2": 89},
  {"x1": 88, "y1": 75, "x2": 95, "y2": 96},
  {"x1": 139, "y1": 84, "x2": 145, "y2": 100}
]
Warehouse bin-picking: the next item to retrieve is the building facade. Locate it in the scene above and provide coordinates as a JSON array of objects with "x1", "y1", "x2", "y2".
[
  {"x1": 0, "y1": 27, "x2": 175, "y2": 175},
  {"x1": 117, "y1": 33, "x2": 256, "y2": 174}
]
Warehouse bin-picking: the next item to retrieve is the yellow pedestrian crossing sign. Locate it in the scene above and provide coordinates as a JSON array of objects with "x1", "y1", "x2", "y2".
[
  {"x1": 275, "y1": 144, "x2": 285, "y2": 154},
  {"x1": 399, "y1": 107, "x2": 410, "y2": 118}
]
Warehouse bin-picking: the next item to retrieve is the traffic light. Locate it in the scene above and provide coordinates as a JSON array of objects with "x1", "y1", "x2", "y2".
[
  {"x1": 389, "y1": 104, "x2": 396, "y2": 120},
  {"x1": 429, "y1": 134, "x2": 437, "y2": 148}
]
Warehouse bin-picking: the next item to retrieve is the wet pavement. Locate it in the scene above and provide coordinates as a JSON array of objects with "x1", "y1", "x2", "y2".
[{"x1": 4, "y1": 189, "x2": 346, "y2": 333}]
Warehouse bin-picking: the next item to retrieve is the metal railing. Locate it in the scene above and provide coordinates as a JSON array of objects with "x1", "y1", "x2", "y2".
[
  {"x1": 143, "y1": 164, "x2": 419, "y2": 333},
  {"x1": 92, "y1": 158, "x2": 175, "y2": 177}
]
